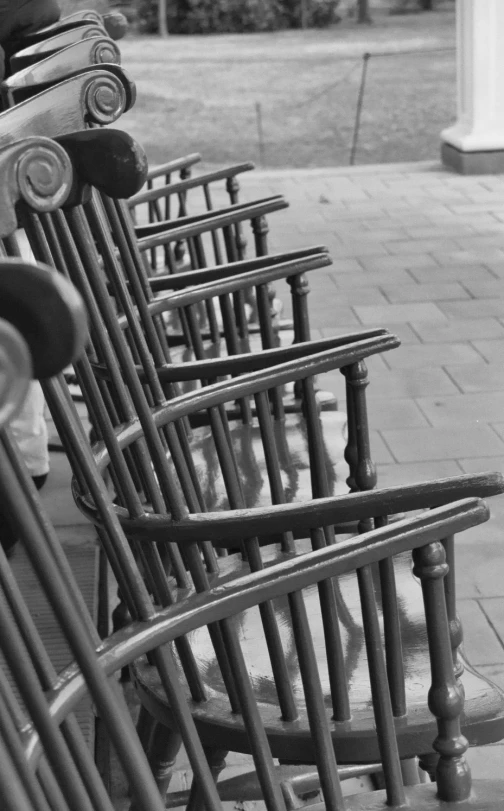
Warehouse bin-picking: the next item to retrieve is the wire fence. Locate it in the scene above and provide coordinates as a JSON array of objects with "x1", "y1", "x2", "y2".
[
  {"x1": 250, "y1": 46, "x2": 456, "y2": 167},
  {"x1": 123, "y1": 44, "x2": 457, "y2": 169}
]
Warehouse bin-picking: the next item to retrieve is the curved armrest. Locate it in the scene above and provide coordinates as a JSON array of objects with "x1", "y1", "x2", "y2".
[
  {"x1": 119, "y1": 474, "x2": 502, "y2": 545},
  {"x1": 49, "y1": 497, "x2": 488, "y2": 728},
  {"x1": 89, "y1": 333, "x2": 401, "y2": 474},
  {"x1": 136, "y1": 196, "x2": 288, "y2": 252},
  {"x1": 146, "y1": 250, "x2": 332, "y2": 315},
  {"x1": 145, "y1": 247, "x2": 329, "y2": 292},
  {"x1": 93, "y1": 330, "x2": 392, "y2": 385},
  {"x1": 146, "y1": 153, "x2": 201, "y2": 182},
  {"x1": 129, "y1": 163, "x2": 255, "y2": 208},
  {"x1": 140, "y1": 331, "x2": 395, "y2": 384}
]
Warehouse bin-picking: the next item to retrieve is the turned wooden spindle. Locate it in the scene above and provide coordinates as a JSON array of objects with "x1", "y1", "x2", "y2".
[
  {"x1": 413, "y1": 541, "x2": 472, "y2": 802},
  {"x1": 226, "y1": 174, "x2": 247, "y2": 258},
  {"x1": 442, "y1": 534, "x2": 465, "y2": 681},
  {"x1": 288, "y1": 273, "x2": 311, "y2": 402},
  {"x1": 342, "y1": 361, "x2": 376, "y2": 531}
]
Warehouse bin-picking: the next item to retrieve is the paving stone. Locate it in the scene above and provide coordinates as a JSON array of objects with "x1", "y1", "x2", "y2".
[
  {"x1": 412, "y1": 319, "x2": 504, "y2": 343},
  {"x1": 492, "y1": 424, "x2": 504, "y2": 442},
  {"x1": 438, "y1": 299, "x2": 504, "y2": 319},
  {"x1": 384, "y1": 343, "x2": 482, "y2": 369},
  {"x1": 354, "y1": 302, "x2": 447, "y2": 325},
  {"x1": 334, "y1": 228, "x2": 407, "y2": 244},
  {"x1": 466, "y1": 745, "x2": 504, "y2": 779},
  {"x1": 368, "y1": 367, "x2": 460, "y2": 398},
  {"x1": 462, "y1": 280, "x2": 504, "y2": 298},
  {"x1": 454, "y1": 543, "x2": 504, "y2": 599},
  {"x1": 381, "y1": 282, "x2": 470, "y2": 303},
  {"x1": 366, "y1": 398, "x2": 430, "y2": 430},
  {"x1": 376, "y1": 460, "x2": 462, "y2": 488},
  {"x1": 358, "y1": 254, "x2": 440, "y2": 272},
  {"x1": 477, "y1": 665, "x2": 504, "y2": 693},
  {"x1": 478, "y1": 599, "x2": 504, "y2": 650},
  {"x1": 416, "y1": 392, "x2": 504, "y2": 426},
  {"x1": 303, "y1": 303, "x2": 360, "y2": 328},
  {"x1": 381, "y1": 426, "x2": 504, "y2": 462},
  {"x1": 369, "y1": 430, "x2": 395, "y2": 465},
  {"x1": 471, "y1": 339, "x2": 504, "y2": 362},
  {"x1": 409, "y1": 264, "x2": 497, "y2": 283},
  {"x1": 433, "y1": 248, "x2": 504, "y2": 265},
  {"x1": 328, "y1": 258, "x2": 363, "y2": 274},
  {"x1": 331, "y1": 269, "x2": 416, "y2": 288},
  {"x1": 327, "y1": 242, "x2": 390, "y2": 259},
  {"x1": 444, "y1": 363, "x2": 504, "y2": 393},
  {"x1": 331, "y1": 285, "x2": 389, "y2": 307},
  {"x1": 385, "y1": 238, "x2": 461, "y2": 255},
  {"x1": 459, "y1": 456, "x2": 504, "y2": 474},
  {"x1": 457, "y1": 600, "x2": 504, "y2": 665}
]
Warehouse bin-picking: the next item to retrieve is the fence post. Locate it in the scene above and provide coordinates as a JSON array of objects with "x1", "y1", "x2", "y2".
[
  {"x1": 158, "y1": 0, "x2": 168, "y2": 36},
  {"x1": 255, "y1": 102, "x2": 266, "y2": 166},
  {"x1": 349, "y1": 52, "x2": 370, "y2": 166}
]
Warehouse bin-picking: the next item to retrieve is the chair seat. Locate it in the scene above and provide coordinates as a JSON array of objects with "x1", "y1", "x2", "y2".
[
  {"x1": 185, "y1": 409, "x2": 349, "y2": 515},
  {"x1": 131, "y1": 542, "x2": 504, "y2": 765}
]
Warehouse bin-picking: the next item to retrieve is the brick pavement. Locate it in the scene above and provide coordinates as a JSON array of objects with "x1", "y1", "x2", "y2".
[{"x1": 40, "y1": 159, "x2": 504, "y2": 794}]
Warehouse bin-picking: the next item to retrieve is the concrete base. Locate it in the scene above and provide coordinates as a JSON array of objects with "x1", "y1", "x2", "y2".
[{"x1": 442, "y1": 142, "x2": 504, "y2": 175}]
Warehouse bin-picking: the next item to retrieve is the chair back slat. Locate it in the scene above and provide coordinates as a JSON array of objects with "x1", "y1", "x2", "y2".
[{"x1": 357, "y1": 562, "x2": 406, "y2": 806}]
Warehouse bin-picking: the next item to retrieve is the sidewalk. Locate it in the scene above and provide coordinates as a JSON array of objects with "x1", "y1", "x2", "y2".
[{"x1": 40, "y1": 158, "x2": 504, "y2": 791}]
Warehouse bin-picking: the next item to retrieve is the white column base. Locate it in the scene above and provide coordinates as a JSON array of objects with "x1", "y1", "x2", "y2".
[{"x1": 441, "y1": 0, "x2": 504, "y2": 173}]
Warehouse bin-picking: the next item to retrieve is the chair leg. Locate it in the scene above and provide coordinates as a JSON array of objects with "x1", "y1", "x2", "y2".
[
  {"x1": 185, "y1": 747, "x2": 228, "y2": 811},
  {"x1": 136, "y1": 704, "x2": 156, "y2": 754},
  {"x1": 147, "y1": 723, "x2": 183, "y2": 800},
  {"x1": 418, "y1": 753, "x2": 438, "y2": 782},
  {"x1": 400, "y1": 758, "x2": 422, "y2": 786}
]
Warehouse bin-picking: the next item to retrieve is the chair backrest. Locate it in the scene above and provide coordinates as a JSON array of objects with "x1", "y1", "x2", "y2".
[
  {"x1": 0, "y1": 383, "x2": 494, "y2": 811},
  {"x1": 9, "y1": 25, "x2": 110, "y2": 73},
  {"x1": 0, "y1": 259, "x2": 493, "y2": 809},
  {"x1": 1, "y1": 37, "x2": 122, "y2": 107},
  {"x1": 4, "y1": 125, "x2": 504, "y2": 738}
]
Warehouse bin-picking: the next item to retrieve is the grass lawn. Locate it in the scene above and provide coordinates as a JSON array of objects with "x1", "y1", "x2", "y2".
[{"x1": 117, "y1": 7, "x2": 456, "y2": 170}]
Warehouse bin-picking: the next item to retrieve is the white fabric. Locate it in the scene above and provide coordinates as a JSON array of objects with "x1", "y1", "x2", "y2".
[
  {"x1": 10, "y1": 381, "x2": 49, "y2": 477},
  {"x1": 9, "y1": 231, "x2": 49, "y2": 477}
]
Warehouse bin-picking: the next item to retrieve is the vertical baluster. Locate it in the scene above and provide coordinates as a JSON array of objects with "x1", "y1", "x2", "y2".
[
  {"x1": 288, "y1": 273, "x2": 311, "y2": 403},
  {"x1": 442, "y1": 534, "x2": 464, "y2": 679},
  {"x1": 226, "y1": 174, "x2": 247, "y2": 259},
  {"x1": 358, "y1": 563, "x2": 407, "y2": 807},
  {"x1": 342, "y1": 361, "x2": 376, "y2": 532},
  {"x1": 412, "y1": 541, "x2": 472, "y2": 802}
]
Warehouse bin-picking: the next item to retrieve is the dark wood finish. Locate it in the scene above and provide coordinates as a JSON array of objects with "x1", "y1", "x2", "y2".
[
  {"x1": 1, "y1": 76, "x2": 503, "y2": 808},
  {"x1": 1, "y1": 38, "x2": 122, "y2": 108},
  {"x1": 0, "y1": 68, "x2": 134, "y2": 146},
  {"x1": 9, "y1": 25, "x2": 109, "y2": 73},
  {"x1": 0, "y1": 259, "x2": 88, "y2": 379},
  {"x1": 0, "y1": 395, "x2": 502, "y2": 811}
]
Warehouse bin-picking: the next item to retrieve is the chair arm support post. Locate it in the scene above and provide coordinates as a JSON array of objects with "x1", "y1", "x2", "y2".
[{"x1": 412, "y1": 542, "x2": 472, "y2": 802}]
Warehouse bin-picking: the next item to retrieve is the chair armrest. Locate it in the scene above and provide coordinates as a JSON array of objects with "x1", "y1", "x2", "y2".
[
  {"x1": 135, "y1": 196, "x2": 288, "y2": 252},
  {"x1": 55, "y1": 498, "x2": 489, "y2": 708},
  {"x1": 145, "y1": 250, "x2": 332, "y2": 315},
  {"x1": 129, "y1": 163, "x2": 255, "y2": 209},
  {"x1": 146, "y1": 153, "x2": 201, "y2": 182},
  {"x1": 141, "y1": 332, "x2": 396, "y2": 384},
  {"x1": 144, "y1": 247, "x2": 329, "y2": 292},
  {"x1": 89, "y1": 334, "x2": 401, "y2": 469},
  {"x1": 119, "y1": 475, "x2": 502, "y2": 545}
]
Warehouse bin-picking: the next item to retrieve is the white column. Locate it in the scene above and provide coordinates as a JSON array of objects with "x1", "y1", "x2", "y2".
[{"x1": 441, "y1": 0, "x2": 504, "y2": 173}]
